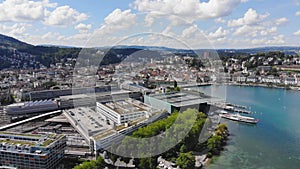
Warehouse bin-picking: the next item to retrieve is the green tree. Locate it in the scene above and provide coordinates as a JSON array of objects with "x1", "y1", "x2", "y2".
[
  {"x1": 207, "y1": 135, "x2": 222, "y2": 155},
  {"x1": 73, "y1": 156, "x2": 106, "y2": 169},
  {"x1": 41, "y1": 81, "x2": 57, "y2": 89},
  {"x1": 73, "y1": 160, "x2": 97, "y2": 169},
  {"x1": 180, "y1": 144, "x2": 187, "y2": 153},
  {"x1": 174, "y1": 86, "x2": 181, "y2": 91},
  {"x1": 176, "y1": 152, "x2": 195, "y2": 169},
  {"x1": 138, "y1": 157, "x2": 158, "y2": 169}
]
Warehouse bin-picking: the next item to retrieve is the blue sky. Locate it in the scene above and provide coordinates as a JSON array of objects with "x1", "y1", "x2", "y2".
[{"x1": 0, "y1": 0, "x2": 300, "y2": 49}]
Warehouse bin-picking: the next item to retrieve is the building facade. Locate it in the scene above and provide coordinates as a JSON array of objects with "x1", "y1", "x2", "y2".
[
  {"x1": 144, "y1": 92, "x2": 210, "y2": 114},
  {"x1": 0, "y1": 132, "x2": 66, "y2": 169},
  {"x1": 96, "y1": 99, "x2": 148, "y2": 125}
]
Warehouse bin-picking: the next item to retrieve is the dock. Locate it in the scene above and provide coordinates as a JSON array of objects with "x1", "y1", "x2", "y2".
[
  {"x1": 230, "y1": 108, "x2": 251, "y2": 114},
  {"x1": 210, "y1": 102, "x2": 252, "y2": 114},
  {"x1": 179, "y1": 83, "x2": 212, "y2": 88},
  {"x1": 225, "y1": 102, "x2": 247, "y2": 109}
]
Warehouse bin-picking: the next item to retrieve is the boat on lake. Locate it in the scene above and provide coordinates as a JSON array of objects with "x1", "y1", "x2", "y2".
[
  {"x1": 219, "y1": 113, "x2": 259, "y2": 124},
  {"x1": 215, "y1": 109, "x2": 229, "y2": 114}
]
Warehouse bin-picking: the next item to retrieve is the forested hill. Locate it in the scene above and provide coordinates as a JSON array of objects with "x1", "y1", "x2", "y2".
[{"x1": 0, "y1": 34, "x2": 141, "y2": 69}]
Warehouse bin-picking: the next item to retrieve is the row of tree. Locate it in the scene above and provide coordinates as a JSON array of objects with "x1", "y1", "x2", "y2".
[{"x1": 207, "y1": 123, "x2": 229, "y2": 157}]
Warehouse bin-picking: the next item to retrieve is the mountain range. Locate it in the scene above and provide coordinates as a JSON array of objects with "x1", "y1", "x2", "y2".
[{"x1": 0, "y1": 34, "x2": 299, "y2": 69}]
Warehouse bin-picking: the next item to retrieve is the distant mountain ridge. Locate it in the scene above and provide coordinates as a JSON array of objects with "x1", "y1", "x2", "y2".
[
  {"x1": 0, "y1": 34, "x2": 138, "y2": 69},
  {"x1": 1, "y1": 34, "x2": 300, "y2": 53},
  {"x1": 0, "y1": 34, "x2": 32, "y2": 49},
  {"x1": 0, "y1": 34, "x2": 299, "y2": 69}
]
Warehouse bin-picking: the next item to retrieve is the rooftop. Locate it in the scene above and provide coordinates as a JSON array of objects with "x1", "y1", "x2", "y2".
[
  {"x1": 104, "y1": 99, "x2": 147, "y2": 115},
  {"x1": 147, "y1": 91, "x2": 220, "y2": 107},
  {"x1": 0, "y1": 131, "x2": 64, "y2": 155},
  {"x1": 64, "y1": 107, "x2": 112, "y2": 138},
  {"x1": 6, "y1": 100, "x2": 57, "y2": 108}
]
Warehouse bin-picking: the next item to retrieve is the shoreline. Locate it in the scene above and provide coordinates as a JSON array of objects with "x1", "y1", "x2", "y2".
[{"x1": 211, "y1": 82, "x2": 300, "y2": 92}]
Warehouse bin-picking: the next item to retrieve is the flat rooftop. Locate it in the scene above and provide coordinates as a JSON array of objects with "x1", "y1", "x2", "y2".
[
  {"x1": 59, "y1": 89, "x2": 133, "y2": 100},
  {"x1": 0, "y1": 131, "x2": 64, "y2": 154},
  {"x1": 147, "y1": 92, "x2": 220, "y2": 107},
  {"x1": 64, "y1": 107, "x2": 113, "y2": 138},
  {"x1": 103, "y1": 99, "x2": 148, "y2": 115}
]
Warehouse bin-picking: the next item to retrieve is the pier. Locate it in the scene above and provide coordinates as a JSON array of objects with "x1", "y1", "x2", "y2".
[
  {"x1": 210, "y1": 102, "x2": 252, "y2": 114},
  {"x1": 179, "y1": 83, "x2": 212, "y2": 88}
]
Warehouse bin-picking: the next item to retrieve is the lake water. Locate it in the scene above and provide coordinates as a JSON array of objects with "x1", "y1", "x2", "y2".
[{"x1": 196, "y1": 85, "x2": 300, "y2": 169}]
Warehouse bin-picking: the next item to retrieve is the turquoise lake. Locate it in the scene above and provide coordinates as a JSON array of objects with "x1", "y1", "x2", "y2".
[{"x1": 196, "y1": 85, "x2": 300, "y2": 169}]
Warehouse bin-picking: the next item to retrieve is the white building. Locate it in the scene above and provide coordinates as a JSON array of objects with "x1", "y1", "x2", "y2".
[
  {"x1": 96, "y1": 99, "x2": 152, "y2": 125},
  {"x1": 284, "y1": 77, "x2": 297, "y2": 85},
  {"x1": 260, "y1": 76, "x2": 281, "y2": 84},
  {"x1": 246, "y1": 76, "x2": 258, "y2": 83}
]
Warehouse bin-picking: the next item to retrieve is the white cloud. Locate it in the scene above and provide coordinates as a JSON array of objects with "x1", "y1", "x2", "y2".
[
  {"x1": 75, "y1": 23, "x2": 92, "y2": 33},
  {"x1": 251, "y1": 35, "x2": 285, "y2": 45},
  {"x1": 214, "y1": 18, "x2": 226, "y2": 23},
  {"x1": 233, "y1": 25, "x2": 258, "y2": 36},
  {"x1": 0, "y1": 0, "x2": 88, "y2": 27},
  {"x1": 260, "y1": 27, "x2": 277, "y2": 36},
  {"x1": 41, "y1": 32, "x2": 64, "y2": 41},
  {"x1": 228, "y1": 8, "x2": 269, "y2": 27},
  {"x1": 25, "y1": 31, "x2": 93, "y2": 47},
  {"x1": 208, "y1": 27, "x2": 229, "y2": 39},
  {"x1": 98, "y1": 9, "x2": 136, "y2": 34},
  {"x1": 133, "y1": 0, "x2": 244, "y2": 23},
  {"x1": 145, "y1": 14, "x2": 155, "y2": 26},
  {"x1": 294, "y1": 0, "x2": 300, "y2": 6},
  {"x1": 104, "y1": 9, "x2": 136, "y2": 28},
  {"x1": 181, "y1": 25, "x2": 199, "y2": 38},
  {"x1": 295, "y1": 11, "x2": 300, "y2": 16},
  {"x1": 233, "y1": 25, "x2": 277, "y2": 37},
  {"x1": 275, "y1": 17, "x2": 288, "y2": 26},
  {"x1": 44, "y1": 5, "x2": 88, "y2": 26},
  {"x1": 0, "y1": 0, "x2": 57, "y2": 22},
  {"x1": 0, "y1": 23, "x2": 31, "y2": 37},
  {"x1": 294, "y1": 30, "x2": 300, "y2": 36}
]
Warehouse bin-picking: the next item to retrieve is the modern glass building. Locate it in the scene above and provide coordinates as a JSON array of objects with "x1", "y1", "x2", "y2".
[{"x1": 144, "y1": 91, "x2": 210, "y2": 113}]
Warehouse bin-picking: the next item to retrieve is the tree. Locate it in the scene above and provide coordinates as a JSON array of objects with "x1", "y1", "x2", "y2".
[
  {"x1": 176, "y1": 152, "x2": 195, "y2": 169},
  {"x1": 95, "y1": 156, "x2": 106, "y2": 168},
  {"x1": 109, "y1": 153, "x2": 118, "y2": 165},
  {"x1": 0, "y1": 93, "x2": 15, "y2": 105},
  {"x1": 217, "y1": 123, "x2": 228, "y2": 133},
  {"x1": 207, "y1": 135, "x2": 222, "y2": 155},
  {"x1": 174, "y1": 86, "x2": 180, "y2": 91},
  {"x1": 41, "y1": 81, "x2": 57, "y2": 89},
  {"x1": 180, "y1": 144, "x2": 187, "y2": 153},
  {"x1": 138, "y1": 157, "x2": 158, "y2": 169},
  {"x1": 73, "y1": 156, "x2": 106, "y2": 169}
]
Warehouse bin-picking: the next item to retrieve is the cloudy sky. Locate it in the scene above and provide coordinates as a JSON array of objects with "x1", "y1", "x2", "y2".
[{"x1": 0, "y1": 0, "x2": 300, "y2": 49}]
